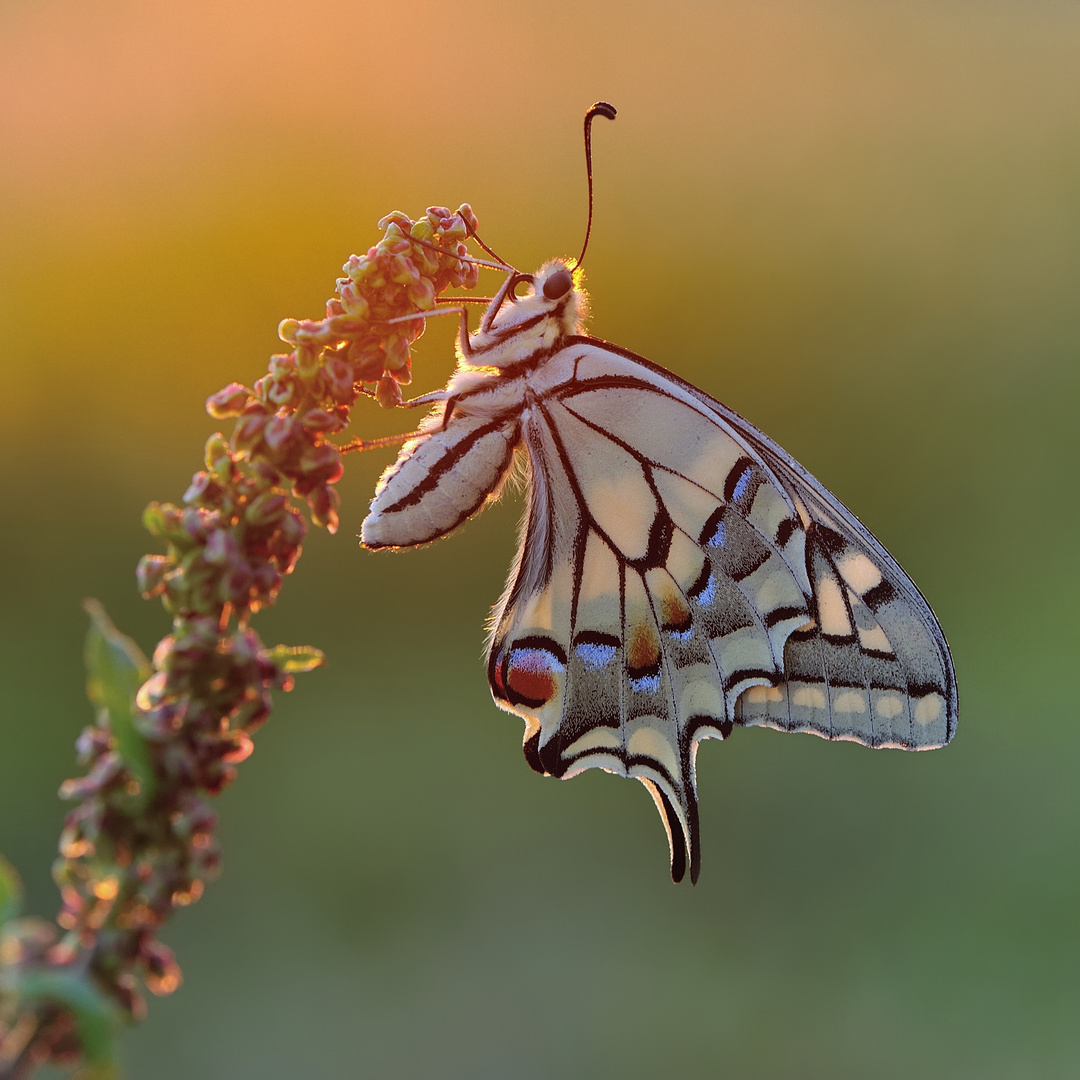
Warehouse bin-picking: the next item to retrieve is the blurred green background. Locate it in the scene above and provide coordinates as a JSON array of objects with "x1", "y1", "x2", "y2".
[{"x1": 2, "y1": 1, "x2": 1078, "y2": 1076}]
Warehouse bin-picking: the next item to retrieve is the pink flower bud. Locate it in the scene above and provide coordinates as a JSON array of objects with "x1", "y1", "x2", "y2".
[
  {"x1": 407, "y1": 276, "x2": 436, "y2": 311},
  {"x1": 277, "y1": 318, "x2": 300, "y2": 344},
  {"x1": 307, "y1": 484, "x2": 341, "y2": 531},
  {"x1": 232, "y1": 411, "x2": 267, "y2": 452},
  {"x1": 347, "y1": 337, "x2": 386, "y2": 382},
  {"x1": 387, "y1": 253, "x2": 420, "y2": 286},
  {"x1": 439, "y1": 215, "x2": 468, "y2": 242},
  {"x1": 414, "y1": 246, "x2": 441, "y2": 278},
  {"x1": 294, "y1": 318, "x2": 332, "y2": 346},
  {"x1": 383, "y1": 334, "x2": 410, "y2": 371},
  {"x1": 181, "y1": 506, "x2": 214, "y2": 543},
  {"x1": 142, "y1": 940, "x2": 183, "y2": 996},
  {"x1": 263, "y1": 413, "x2": 296, "y2": 452},
  {"x1": 206, "y1": 383, "x2": 251, "y2": 418},
  {"x1": 137, "y1": 672, "x2": 169, "y2": 712},
  {"x1": 300, "y1": 408, "x2": 344, "y2": 433},
  {"x1": 338, "y1": 280, "x2": 370, "y2": 319},
  {"x1": 267, "y1": 376, "x2": 296, "y2": 407},
  {"x1": 278, "y1": 508, "x2": 306, "y2": 547},
  {"x1": 377, "y1": 211, "x2": 412, "y2": 233},
  {"x1": 203, "y1": 529, "x2": 237, "y2": 566},
  {"x1": 456, "y1": 203, "x2": 479, "y2": 234},
  {"x1": 137, "y1": 554, "x2": 172, "y2": 598},
  {"x1": 252, "y1": 460, "x2": 284, "y2": 486},
  {"x1": 204, "y1": 432, "x2": 232, "y2": 470},
  {"x1": 298, "y1": 442, "x2": 344, "y2": 485},
  {"x1": 295, "y1": 345, "x2": 320, "y2": 381},
  {"x1": 143, "y1": 501, "x2": 183, "y2": 539},
  {"x1": 244, "y1": 491, "x2": 288, "y2": 527},
  {"x1": 219, "y1": 560, "x2": 253, "y2": 606},
  {"x1": 74, "y1": 724, "x2": 109, "y2": 764},
  {"x1": 376, "y1": 375, "x2": 403, "y2": 409},
  {"x1": 327, "y1": 313, "x2": 367, "y2": 337},
  {"x1": 183, "y1": 471, "x2": 220, "y2": 506},
  {"x1": 221, "y1": 731, "x2": 254, "y2": 765},
  {"x1": 323, "y1": 355, "x2": 357, "y2": 404}
]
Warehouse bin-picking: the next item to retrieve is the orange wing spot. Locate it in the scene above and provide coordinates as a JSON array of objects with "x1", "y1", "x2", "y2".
[
  {"x1": 659, "y1": 590, "x2": 692, "y2": 632},
  {"x1": 507, "y1": 666, "x2": 556, "y2": 705},
  {"x1": 626, "y1": 622, "x2": 660, "y2": 673},
  {"x1": 506, "y1": 647, "x2": 564, "y2": 707}
]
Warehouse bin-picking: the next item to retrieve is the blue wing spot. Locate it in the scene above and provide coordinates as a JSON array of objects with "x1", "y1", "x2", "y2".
[
  {"x1": 513, "y1": 648, "x2": 565, "y2": 674},
  {"x1": 667, "y1": 626, "x2": 693, "y2": 641},
  {"x1": 692, "y1": 574, "x2": 717, "y2": 606},
  {"x1": 707, "y1": 520, "x2": 726, "y2": 548},
  {"x1": 629, "y1": 672, "x2": 662, "y2": 693},
  {"x1": 731, "y1": 465, "x2": 752, "y2": 502},
  {"x1": 724, "y1": 455, "x2": 757, "y2": 503},
  {"x1": 575, "y1": 641, "x2": 617, "y2": 669}
]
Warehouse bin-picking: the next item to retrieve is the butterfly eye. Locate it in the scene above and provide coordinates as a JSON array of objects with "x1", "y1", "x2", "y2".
[
  {"x1": 510, "y1": 274, "x2": 534, "y2": 301},
  {"x1": 542, "y1": 268, "x2": 574, "y2": 300}
]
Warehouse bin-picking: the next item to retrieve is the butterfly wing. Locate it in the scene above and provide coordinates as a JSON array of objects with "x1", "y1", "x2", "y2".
[{"x1": 487, "y1": 338, "x2": 956, "y2": 883}]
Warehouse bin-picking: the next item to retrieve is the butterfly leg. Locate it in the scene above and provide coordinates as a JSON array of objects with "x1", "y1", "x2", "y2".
[
  {"x1": 337, "y1": 430, "x2": 418, "y2": 455},
  {"x1": 337, "y1": 392, "x2": 458, "y2": 455},
  {"x1": 456, "y1": 304, "x2": 474, "y2": 359}
]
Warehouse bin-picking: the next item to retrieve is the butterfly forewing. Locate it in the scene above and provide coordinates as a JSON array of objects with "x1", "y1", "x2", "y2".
[{"x1": 362, "y1": 272, "x2": 956, "y2": 884}]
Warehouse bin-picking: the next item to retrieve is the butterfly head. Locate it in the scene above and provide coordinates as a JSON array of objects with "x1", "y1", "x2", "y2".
[{"x1": 466, "y1": 259, "x2": 587, "y2": 369}]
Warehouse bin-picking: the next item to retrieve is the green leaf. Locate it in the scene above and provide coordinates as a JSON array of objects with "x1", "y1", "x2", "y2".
[
  {"x1": 14, "y1": 967, "x2": 119, "y2": 1075},
  {"x1": 0, "y1": 853, "x2": 22, "y2": 925},
  {"x1": 264, "y1": 644, "x2": 326, "y2": 674},
  {"x1": 83, "y1": 599, "x2": 154, "y2": 810}
]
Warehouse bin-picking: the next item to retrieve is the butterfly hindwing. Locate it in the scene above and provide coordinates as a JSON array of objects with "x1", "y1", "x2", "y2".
[
  {"x1": 488, "y1": 344, "x2": 814, "y2": 881},
  {"x1": 486, "y1": 340, "x2": 955, "y2": 882}
]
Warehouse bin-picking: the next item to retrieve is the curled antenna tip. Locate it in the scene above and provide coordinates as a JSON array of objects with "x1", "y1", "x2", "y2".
[{"x1": 574, "y1": 102, "x2": 618, "y2": 270}]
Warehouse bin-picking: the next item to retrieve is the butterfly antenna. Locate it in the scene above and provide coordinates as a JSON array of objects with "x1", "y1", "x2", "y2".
[
  {"x1": 573, "y1": 101, "x2": 617, "y2": 271},
  {"x1": 468, "y1": 228, "x2": 514, "y2": 270}
]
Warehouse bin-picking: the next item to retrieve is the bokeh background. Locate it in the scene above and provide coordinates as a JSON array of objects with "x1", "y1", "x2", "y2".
[{"x1": 2, "y1": 1, "x2": 1078, "y2": 1076}]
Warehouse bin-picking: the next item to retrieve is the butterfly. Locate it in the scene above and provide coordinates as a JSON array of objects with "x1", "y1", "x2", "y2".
[{"x1": 361, "y1": 104, "x2": 956, "y2": 883}]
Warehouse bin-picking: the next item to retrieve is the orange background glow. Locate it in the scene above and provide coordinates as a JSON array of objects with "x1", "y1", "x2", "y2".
[{"x1": 2, "y1": 2, "x2": 1078, "y2": 1076}]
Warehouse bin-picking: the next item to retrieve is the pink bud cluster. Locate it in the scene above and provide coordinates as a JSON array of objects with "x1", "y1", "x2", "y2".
[{"x1": 2, "y1": 205, "x2": 484, "y2": 1073}]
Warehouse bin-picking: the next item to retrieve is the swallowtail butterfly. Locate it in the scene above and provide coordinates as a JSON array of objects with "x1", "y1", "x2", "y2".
[{"x1": 361, "y1": 103, "x2": 957, "y2": 882}]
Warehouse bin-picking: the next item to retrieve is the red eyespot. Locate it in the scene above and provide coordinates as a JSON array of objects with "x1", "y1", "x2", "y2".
[{"x1": 543, "y1": 269, "x2": 573, "y2": 300}]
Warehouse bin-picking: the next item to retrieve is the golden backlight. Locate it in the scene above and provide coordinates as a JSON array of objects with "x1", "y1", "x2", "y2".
[{"x1": 1, "y1": 1, "x2": 1078, "y2": 1076}]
